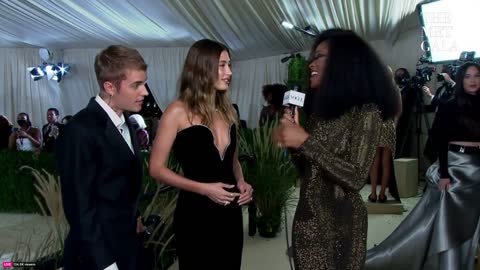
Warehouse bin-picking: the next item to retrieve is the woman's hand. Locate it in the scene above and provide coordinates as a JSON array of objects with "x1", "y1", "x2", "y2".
[
  {"x1": 202, "y1": 183, "x2": 240, "y2": 206},
  {"x1": 438, "y1": 178, "x2": 451, "y2": 191},
  {"x1": 136, "y1": 217, "x2": 146, "y2": 234},
  {"x1": 236, "y1": 180, "x2": 253, "y2": 206},
  {"x1": 273, "y1": 107, "x2": 309, "y2": 149},
  {"x1": 17, "y1": 130, "x2": 29, "y2": 138}
]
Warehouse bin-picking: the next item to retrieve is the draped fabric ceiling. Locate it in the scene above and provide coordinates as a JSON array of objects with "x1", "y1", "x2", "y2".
[
  {"x1": 0, "y1": 0, "x2": 423, "y2": 60},
  {"x1": 0, "y1": 0, "x2": 425, "y2": 127}
]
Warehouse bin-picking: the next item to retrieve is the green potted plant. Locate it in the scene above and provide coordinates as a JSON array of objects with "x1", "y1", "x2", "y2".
[
  {"x1": 239, "y1": 122, "x2": 297, "y2": 238},
  {"x1": 140, "y1": 153, "x2": 180, "y2": 270},
  {"x1": 286, "y1": 54, "x2": 309, "y2": 93}
]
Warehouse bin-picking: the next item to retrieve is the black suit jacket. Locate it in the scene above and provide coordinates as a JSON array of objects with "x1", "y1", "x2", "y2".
[
  {"x1": 42, "y1": 122, "x2": 63, "y2": 152},
  {"x1": 55, "y1": 98, "x2": 143, "y2": 270}
]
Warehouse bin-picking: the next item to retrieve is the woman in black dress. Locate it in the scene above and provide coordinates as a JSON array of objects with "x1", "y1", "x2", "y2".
[{"x1": 149, "y1": 39, "x2": 253, "y2": 270}]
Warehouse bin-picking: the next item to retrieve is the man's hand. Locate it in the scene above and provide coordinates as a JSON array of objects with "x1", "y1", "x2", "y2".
[
  {"x1": 440, "y1": 73, "x2": 455, "y2": 85},
  {"x1": 136, "y1": 217, "x2": 146, "y2": 234}
]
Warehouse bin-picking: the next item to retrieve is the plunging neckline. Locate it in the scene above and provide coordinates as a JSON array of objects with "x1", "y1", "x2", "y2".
[{"x1": 178, "y1": 123, "x2": 234, "y2": 161}]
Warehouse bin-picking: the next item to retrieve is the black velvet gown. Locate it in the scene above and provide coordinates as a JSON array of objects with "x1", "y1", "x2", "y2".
[{"x1": 172, "y1": 123, "x2": 243, "y2": 270}]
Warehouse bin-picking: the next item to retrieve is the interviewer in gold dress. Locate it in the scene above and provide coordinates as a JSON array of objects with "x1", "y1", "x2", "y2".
[{"x1": 274, "y1": 29, "x2": 400, "y2": 270}]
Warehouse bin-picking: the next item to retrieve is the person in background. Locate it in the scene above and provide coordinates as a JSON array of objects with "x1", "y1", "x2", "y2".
[
  {"x1": 273, "y1": 28, "x2": 400, "y2": 270},
  {"x1": 42, "y1": 107, "x2": 62, "y2": 152},
  {"x1": 0, "y1": 115, "x2": 13, "y2": 150},
  {"x1": 55, "y1": 45, "x2": 148, "y2": 270},
  {"x1": 365, "y1": 62, "x2": 480, "y2": 270},
  {"x1": 149, "y1": 39, "x2": 253, "y2": 270},
  {"x1": 129, "y1": 114, "x2": 149, "y2": 150},
  {"x1": 232, "y1": 103, "x2": 247, "y2": 129},
  {"x1": 8, "y1": 112, "x2": 42, "y2": 152},
  {"x1": 368, "y1": 66, "x2": 402, "y2": 203},
  {"x1": 258, "y1": 84, "x2": 288, "y2": 126},
  {"x1": 394, "y1": 67, "x2": 417, "y2": 158},
  {"x1": 423, "y1": 67, "x2": 456, "y2": 112},
  {"x1": 423, "y1": 68, "x2": 457, "y2": 163}
]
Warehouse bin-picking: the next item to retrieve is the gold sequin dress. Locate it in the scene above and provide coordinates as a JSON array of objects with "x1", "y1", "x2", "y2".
[{"x1": 291, "y1": 104, "x2": 390, "y2": 270}]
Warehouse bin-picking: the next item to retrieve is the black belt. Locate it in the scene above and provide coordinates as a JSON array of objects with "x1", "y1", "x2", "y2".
[{"x1": 449, "y1": 144, "x2": 480, "y2": 154}]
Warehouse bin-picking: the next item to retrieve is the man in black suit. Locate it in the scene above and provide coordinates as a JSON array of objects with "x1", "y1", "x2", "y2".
[
  {"x1": 55, "y1": 45, "x2": 149, "y2": 270},
  {"x1": 42, "y1": 107, "x2": 62, "y2": 152}
]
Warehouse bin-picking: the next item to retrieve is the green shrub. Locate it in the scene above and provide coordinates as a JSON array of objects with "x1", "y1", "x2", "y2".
[
  {"x1": 0, "y1": 149, "x2": 56, "y2": 212},
  {"x1": 239, "y1": 122, "x2": 297, "y2": 237}
]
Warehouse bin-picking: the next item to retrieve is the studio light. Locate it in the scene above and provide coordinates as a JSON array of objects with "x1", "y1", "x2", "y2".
[
  {"x1": 27, "y1": 48, "x2": 71, "y2": 83},
  {"x1": 57, "y1": 62, "x2": 70, "y2": 77},
  {"x1": 27, "y1": 62, "x2": 71, "y2": 82},
  {"x1": 30, "y1": 67, "x2": 45, "y2": 81},
  {"x1": 281, "y1": 20, "x2": 318, "y2": 37},
  {"x1": 281, "y1": 21, "x2": 294, "y2": 29}
]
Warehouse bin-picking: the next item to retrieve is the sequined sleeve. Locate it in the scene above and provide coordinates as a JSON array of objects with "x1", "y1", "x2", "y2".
[{"x1": 296, "y1": 109, "x2": 383, "y2": 191}]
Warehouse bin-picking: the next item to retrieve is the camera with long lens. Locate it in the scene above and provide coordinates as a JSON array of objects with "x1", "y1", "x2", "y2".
[
  {"x1": 396, "y1": 56, "x2": 435, "y2": 90},
  {"x1": 437, "y1": 51, "x2": 477, "y2": 82},
  {"x1": 410, "y1": 65, "x2": 435, "y2": 89}
]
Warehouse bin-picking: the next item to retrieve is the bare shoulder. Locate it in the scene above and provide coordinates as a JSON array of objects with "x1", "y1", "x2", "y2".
[
  {"x1": 160, "y1": 100, "x2": 190, "y2": 131},
  {"x1": 163, "y1": 100, "x2": 188, "y2": 117}
]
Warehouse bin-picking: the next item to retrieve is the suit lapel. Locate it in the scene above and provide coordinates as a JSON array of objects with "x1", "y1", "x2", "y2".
[
  {"x1": 104, "y1": 120, "x2": 135, "y2": 158},
  {"x1": 124, "y1": 113, "x2": 143, "y2": 166},
  {"x1": 87, "y1": 98, "x2": 143, "y2": 174}
]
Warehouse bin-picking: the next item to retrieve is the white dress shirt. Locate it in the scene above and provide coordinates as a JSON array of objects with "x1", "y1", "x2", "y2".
[{"x1": 95, "y1": 95, "x2": 134, "y2": 153}]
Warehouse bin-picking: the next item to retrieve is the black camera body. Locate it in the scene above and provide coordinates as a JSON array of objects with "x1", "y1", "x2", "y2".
[
  {"x1": 437, "y1": 63, "x2": 459, "y2": 82},
  {"x1": 400, "y1": 65, "x2": 435, "y2": 90}
]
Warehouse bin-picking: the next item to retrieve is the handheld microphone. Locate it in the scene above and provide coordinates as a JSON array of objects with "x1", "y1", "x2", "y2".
[{"x1": 282, "y1": 86, "x2": 305, "y2": 122}]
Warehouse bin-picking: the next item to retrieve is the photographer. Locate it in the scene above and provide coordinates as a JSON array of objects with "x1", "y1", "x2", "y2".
[
  {"x1": 423, "y1": 69, "x2": 456, "y2": 112},
  {"x1": 394, "y1": 68, "x2": 417, "y2": 158}
]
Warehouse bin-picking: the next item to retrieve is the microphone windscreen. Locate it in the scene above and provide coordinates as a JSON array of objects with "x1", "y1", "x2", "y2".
[{"x1": 282, "y1": 90, "x2": 306, "y2": 107}]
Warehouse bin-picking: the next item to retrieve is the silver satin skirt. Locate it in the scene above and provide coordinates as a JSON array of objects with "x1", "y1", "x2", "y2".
[{"x1": 365, "y1": 149, "x2": 480, "y2": 270}]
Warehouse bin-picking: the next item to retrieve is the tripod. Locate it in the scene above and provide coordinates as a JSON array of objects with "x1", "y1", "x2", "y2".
[
  {"x1": 396, "y1": 85, "x2": 432, "y2": 178},
  {"x1": 414, "y1": 94, "x2": 432, "y2": 176}
]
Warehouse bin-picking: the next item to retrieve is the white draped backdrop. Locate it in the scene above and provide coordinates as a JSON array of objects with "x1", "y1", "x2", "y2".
[
  {"x1": 0, "y1": 0, "x2": 434, "y2": 129},
  {"x1": 0, "y1": 46, "x2": 293, "y2": 128},
  {"x1": 1, "y1": 28, "x2": 436, "y2": 129}
]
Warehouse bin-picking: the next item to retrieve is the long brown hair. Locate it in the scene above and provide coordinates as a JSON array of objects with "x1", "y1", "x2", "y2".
[
  {"x1": 179, "y1": 39, "x2": 237, "y2": 126},
  {"x1": 454, "y1": 62, "x2": 480, "y2": 137}
]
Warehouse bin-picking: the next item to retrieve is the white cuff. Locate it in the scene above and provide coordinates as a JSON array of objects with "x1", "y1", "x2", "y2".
[{"x1": 104, "y1": 262, "x2": 118, "y2": 270}]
